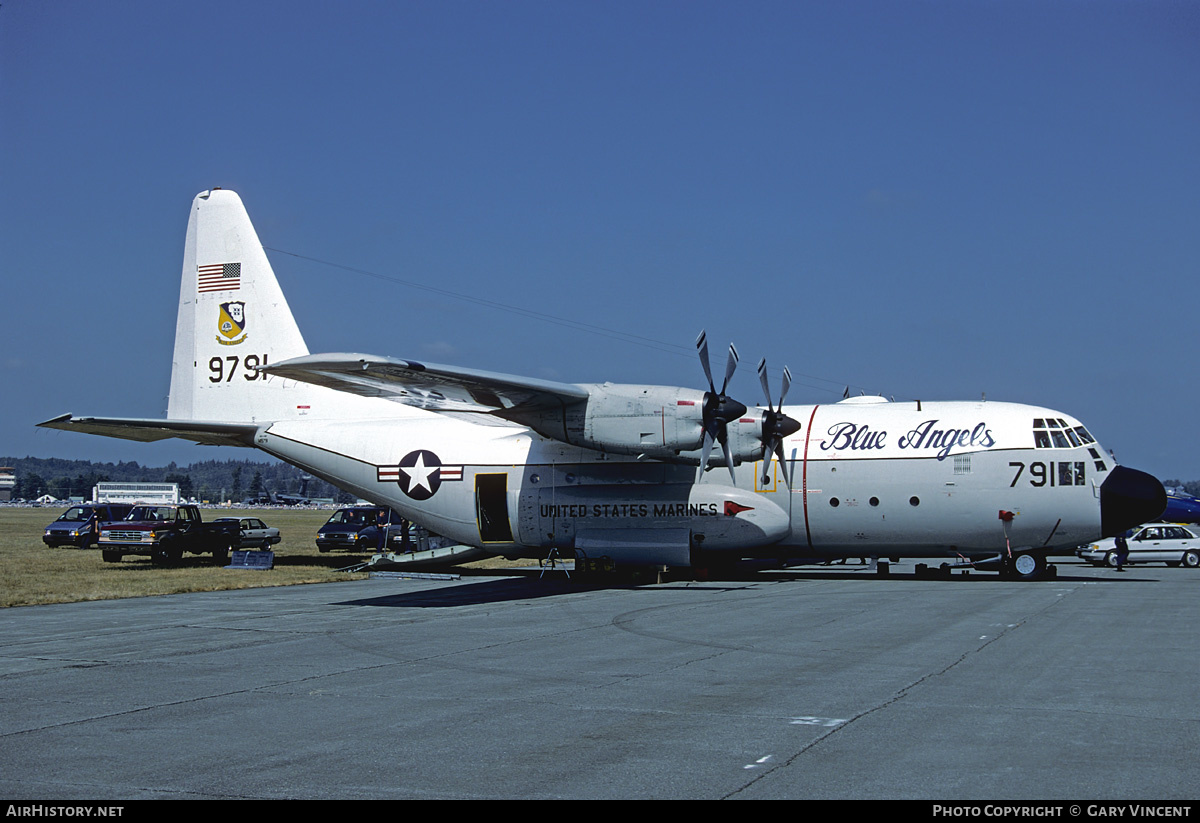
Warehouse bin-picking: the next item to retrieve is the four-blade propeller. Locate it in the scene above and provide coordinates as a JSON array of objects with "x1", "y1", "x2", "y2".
[
  {"x1": 757, "y1": 358, "x2": 802, "y2": 488},
  {"x1": 696, "y1": 330, "x2": 747, "y2": 483},
  {"x1": 695, "y1": 331, "x2": 801, "y2": 487}
]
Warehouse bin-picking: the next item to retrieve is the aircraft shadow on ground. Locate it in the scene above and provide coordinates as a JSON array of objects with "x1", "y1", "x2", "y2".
[
  {"x1": 755, "y1": 569, "x2": 1151, "y2": 583},
  {"x1": 333, "y1": 571, "x2": 757, "y2": 608},
  {"x1": 336, "y1": 576, "x2": 598, "y2": 608},
  {"x1": 330, "y1": 564, "x2": 1150, "y2": 608}
]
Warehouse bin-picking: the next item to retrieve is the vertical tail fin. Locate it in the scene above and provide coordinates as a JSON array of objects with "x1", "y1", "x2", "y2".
[{"x1": 167, "y1": 189, "x2": 309, "y2": 423}]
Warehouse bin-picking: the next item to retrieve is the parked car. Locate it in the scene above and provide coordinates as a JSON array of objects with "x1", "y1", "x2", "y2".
[
  {"x1": 43, "y1": 503, "x2": 134, "y2": 548},
  {"x1": 1078, "y1": 524, "x2": 1200, "y2": 568},
  {"x1": 316, "y1": 506, "x2": 404, "y2": 552},
  {"x1": 214, "y1": 517, "x2": 281, "y2": 549}
]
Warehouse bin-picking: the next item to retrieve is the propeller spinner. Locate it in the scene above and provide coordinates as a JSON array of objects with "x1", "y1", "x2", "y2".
[
  {"x1": 696, "y1": 330, "x2": 748, "y2": 483},
  {"x1": 757, "y1": 358, "x2": 802, "y2": 487}
]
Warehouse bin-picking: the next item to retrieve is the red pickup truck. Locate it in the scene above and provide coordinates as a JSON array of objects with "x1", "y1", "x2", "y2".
[{"x1": 98, "y1": 504, "x2": 240, "y2": 565}]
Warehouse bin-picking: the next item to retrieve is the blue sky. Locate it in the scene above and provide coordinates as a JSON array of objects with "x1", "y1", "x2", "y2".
[{"x1": 3, "y1": 1, "x2": 1198, "y2": 481}]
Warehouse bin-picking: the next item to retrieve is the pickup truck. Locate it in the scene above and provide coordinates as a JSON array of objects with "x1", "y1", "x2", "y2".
[{"x1": 98, "y1": 504, "x2": 240, "y2": 565}]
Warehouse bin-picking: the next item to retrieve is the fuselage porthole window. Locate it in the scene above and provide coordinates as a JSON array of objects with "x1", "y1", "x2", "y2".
[
  {"x1": 830, "y1": 497, "x2": 840, "y2": 508},
  {"x1": 909, "y1": 496, "x2": 920, "y2": 507}
]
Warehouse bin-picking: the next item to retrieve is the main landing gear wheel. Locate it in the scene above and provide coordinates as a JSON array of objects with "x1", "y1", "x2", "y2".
[{"x1": 1006, "y1": 552, "x2": 1050, "y2": 580}]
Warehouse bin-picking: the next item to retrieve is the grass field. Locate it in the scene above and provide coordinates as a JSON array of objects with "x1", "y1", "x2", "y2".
[{"x1": 0, "y1": 507, "x2": 520, "y2": 608}]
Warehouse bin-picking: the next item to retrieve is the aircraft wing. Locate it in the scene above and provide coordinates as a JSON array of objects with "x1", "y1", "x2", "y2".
[
  {"x1": 38, "y1": 414, "x2": 260, "y2": 447},
  {"x1": 262, "y1": 353, "x2": 590, "y2": 413}
]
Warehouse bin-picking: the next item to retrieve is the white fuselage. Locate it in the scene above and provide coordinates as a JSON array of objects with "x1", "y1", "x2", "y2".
[{"x1": 253, "y1": 396, "x2": 1108, "y2": 563}]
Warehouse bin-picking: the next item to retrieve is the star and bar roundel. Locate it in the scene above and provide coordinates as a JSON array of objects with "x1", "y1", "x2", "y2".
[{"x1": 377, "y1": 450, "x2": 463, "y2": 500}]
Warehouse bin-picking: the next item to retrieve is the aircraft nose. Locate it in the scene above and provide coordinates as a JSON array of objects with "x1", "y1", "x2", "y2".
[{"x1": 1100, "y1": 466, "x2": 1167, "y2": 537}]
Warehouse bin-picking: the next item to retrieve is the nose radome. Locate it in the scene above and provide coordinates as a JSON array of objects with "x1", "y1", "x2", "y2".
[{"x1": 1100, "y1": 466, "x2": 1167, "y2": 537}]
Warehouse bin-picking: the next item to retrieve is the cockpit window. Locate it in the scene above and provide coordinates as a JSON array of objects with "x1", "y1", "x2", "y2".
[{"x1": 1033, "y1": 418, "x2": 1094, "y2": 450}]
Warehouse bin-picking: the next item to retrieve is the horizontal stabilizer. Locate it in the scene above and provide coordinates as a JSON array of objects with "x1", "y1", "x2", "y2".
[
  {"x1": 262, "y1": 353, "x2": 589, "y2": 413},
  {"x1": 38, "y1": 414, "x2": 259, "y2": 447}
]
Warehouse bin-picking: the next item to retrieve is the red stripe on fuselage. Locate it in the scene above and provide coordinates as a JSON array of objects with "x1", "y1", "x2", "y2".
[{"x1": 801, "y1": 405, "x2": 820, "y2": 549}]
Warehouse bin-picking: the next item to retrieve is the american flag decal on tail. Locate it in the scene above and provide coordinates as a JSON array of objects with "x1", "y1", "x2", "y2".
[{"x1": 198, "y1": 262, "x2": 241, "y2": 293}]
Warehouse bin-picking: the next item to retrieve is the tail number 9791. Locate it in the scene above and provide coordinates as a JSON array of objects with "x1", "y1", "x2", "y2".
[{"x1": 208, "y1": 354, "x2": 269, "y2": 383}]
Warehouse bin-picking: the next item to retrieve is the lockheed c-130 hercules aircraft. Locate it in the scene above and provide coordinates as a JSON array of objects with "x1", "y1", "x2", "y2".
[{"x1": 41, "y1": 189, "x2": 1166, "y2": 579}]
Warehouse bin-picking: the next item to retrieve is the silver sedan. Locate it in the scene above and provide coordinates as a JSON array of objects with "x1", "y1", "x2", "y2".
[
  {"x1": 1078, "y1": 524, "x2": 1200, "y2": 568},
  {"x1": 215, "y1": 517, "x2": 282, "y2": 549}
]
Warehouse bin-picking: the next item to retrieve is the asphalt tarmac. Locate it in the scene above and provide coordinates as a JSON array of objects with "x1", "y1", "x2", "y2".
[{"x1": 1, "y1": 560, "x2": 1196, "y2": 800}]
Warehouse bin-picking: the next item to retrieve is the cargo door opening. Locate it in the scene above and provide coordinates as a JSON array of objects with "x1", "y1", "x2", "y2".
[{"x1": 476, "y1": 473, "x2": 513, "y2": 543}]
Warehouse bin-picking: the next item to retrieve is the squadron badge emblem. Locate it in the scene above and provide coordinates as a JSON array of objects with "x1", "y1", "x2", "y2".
[{"x1": 217, "y1": 301, "x2": 247, "y2": 346}]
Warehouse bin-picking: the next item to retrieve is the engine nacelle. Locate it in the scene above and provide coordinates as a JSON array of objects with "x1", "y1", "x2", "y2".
[
  {"x1": 579, "y1": 384, "x2": 708, "y2": 459},
  {"x1": 508, "y1": 386, "x2": 768, "y2": 467},
  {"x1": 503, "y1": 383, "x2": 769, "y2": 466},
  {"x1": 683, "y1": 414, "x2": 767, "y2": 468}
]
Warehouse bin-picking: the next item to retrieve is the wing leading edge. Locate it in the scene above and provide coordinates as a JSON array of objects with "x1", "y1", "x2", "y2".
[{"x1": 261, "y1": 353, "x2": 590, "y2": 414}]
